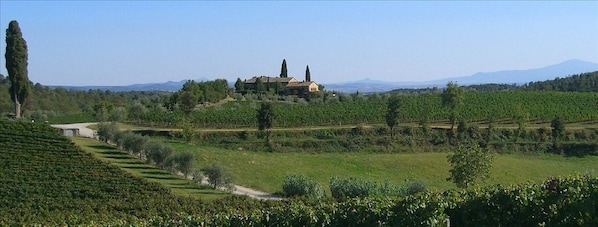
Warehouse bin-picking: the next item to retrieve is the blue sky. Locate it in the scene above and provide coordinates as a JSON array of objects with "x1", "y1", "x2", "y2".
[{"x1": 1, "y1": 1, "x2": 597, "y2": 86}]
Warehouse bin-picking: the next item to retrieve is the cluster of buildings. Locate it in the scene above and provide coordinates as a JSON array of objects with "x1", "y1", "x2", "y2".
[{"x1": 242, "y1": 76, "x2": 319, "y2": 98}]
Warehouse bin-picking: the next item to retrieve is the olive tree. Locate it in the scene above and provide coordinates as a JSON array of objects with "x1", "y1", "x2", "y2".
[{"x1": 201, "y1": 163, "x2": 235, "y2": 192}]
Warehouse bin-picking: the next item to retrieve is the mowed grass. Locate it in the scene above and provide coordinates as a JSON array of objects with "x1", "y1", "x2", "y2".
[
  {"x1": 167, "y1": 141, "x2": 598, "y2": 194},
  {"x1": 70, "y1": 137, "x2": 229, "y2": 200}
]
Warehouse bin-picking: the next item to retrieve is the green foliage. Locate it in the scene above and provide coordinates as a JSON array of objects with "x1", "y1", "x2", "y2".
[
  {"x1": 280, "y1": 59, "x2": 288, "y2": 78},
  {"x1": 329, "y1": 176, "x2": 403, "y2": 199},
  {"x1": 5, "y1": 20, "x2": 30, "y2": 118},
  {"x1": 169, "y1": 151, "x2": 195, "y2": 179},
  {"x1": 551, "y1": 116, "x2": 566, "y2": 141},
  {"x1": 282, "y1": 174, "x2": 325, "y2": 199},
  {"x1": 441, "y1": 82, "x2": 464, "y2": 130},
  {"x1": 447, "y1": 141, "x2": 493, "y2": 188},
  {"x1": 0, "y1": 120, "x2": 210, "y2": 224},
  {"x1": 407, "y1": 180, "x2": 428, "y2": 195},
  {"x1": 385, "y1": 95, "x2": 401, "y2": 136},
  {"x1": 234, "y1": 78, "x2": 244, "y2": 92},
  {"x1": 121, "y1": 131, "x2": 148, "y2": 158},
  {"x1": 96, "y1": 122, "x2": 118, "y2": 143},
  {"x1": 257, "y1": 102, "x2": 275, "y2": 143},
  {"x1": 255, "y1": 77, "x2": 265, "y2": 93},
  {"x1": 132, "y1": 91, "x2": 598, "y2": 129},
  {"x1": 523, "y1": 71, "x2": 598, "y2": 92},
  {"x1": 201, "y1": 163, "x2": 235, "y2": 191},
  {"x1": 144, "y1": 141, "x2": 174, "y2": 168}
]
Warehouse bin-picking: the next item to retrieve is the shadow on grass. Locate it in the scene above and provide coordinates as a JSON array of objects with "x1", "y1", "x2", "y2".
[
  {"x1": 103, "y1": 155, "x2": 131, "y2": 160},
  {"x1": 90, "y1": 145, "x2": 117, "y2": 150},
  {"x1": 118, "y1": 160, "x2": 146, "y2": 165},
  {"x1": 141, "y1": 170, "x2": 172, "y2": 175},
  {"x1": 98, "y1": 150, "x2": 126, "y2": 156},
  {"x1": 145, "y1": 175, "x2": 180, "y2": 180},
  {"x1": 123, "y1": 165, "x2": 154, "y2": 170}
]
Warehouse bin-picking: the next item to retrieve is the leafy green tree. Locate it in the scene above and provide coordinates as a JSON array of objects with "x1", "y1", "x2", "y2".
[
  {"x1": 172, "y1": 151, "x2": 195, "y2": 179},
  {"x1": 305, "y1": 65, "x2": 311, "y2": 82},
  {"x1": 513, "y1": 105, "x2": 529, "y2": 142},
  {"x1": 5, "y1": 20, "x2": 31, "y2": 118},
  {"x1": 551, "y1": 116, "x2": 565, "y2": 142},
  {"x1": 201, "y1": 163, "x2": 235, "y2": 192},
  {"x1": 234, "y1": 78, "x2": 244, "y2": 92},
  {"x1": 282, "y1": 174, "x2": 324, "y2": 199},
  {"x1": 257, "y1": 102, "x2": 275, "y2": 143},
  {"x1": 280, "y1": 59, "x2": 288, "y2": 78},
  {"x1": 447, "y1": 141, "x2": 493, "y2": 189},
  {"x1": 109, "y1": 106, "x2": 127, "y2": 122},
  {"x1": 93, "y1": 101, "x2": 114, "y2": 122},
  {"x1": 385, "y1": 95, "x2": 401, "y2": 137},
  {"x1": 441, "y1": 81, "x2": 464, "y2": 131},
  {"x1": 177, "y1": 90, "x2": 198, "y2": 115}
]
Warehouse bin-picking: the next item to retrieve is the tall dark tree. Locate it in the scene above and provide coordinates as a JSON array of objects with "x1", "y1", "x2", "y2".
[
  {"x1": 305, "y1": 65, "x2": 311, "y2": 82},
  {"x1": 280, "y1": 59, "x2": 288, "y2": 78},
  {"x1": 255, "y1": 77, "x2": 265, "y2": 93},
  {"x1": 441, "y1": 81, "x2": 464, "y2": 131},
  {"x1": 385, "y1": 95, "x2": 401, "y2": 137},
  {"x1": 5, "y1": 20, "x2": 31, "y2": 118},
  {"x1": 234, "y1": 78, "x2": 244, "y2": 92},
  {"x1": 257, "y1": 102, "x2": 275, "y2": 143}
]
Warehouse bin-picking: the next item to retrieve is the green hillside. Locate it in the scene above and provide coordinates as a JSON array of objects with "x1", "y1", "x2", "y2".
[{"x1": 0, "y1": 120, "x2": 210, "y2": 224}]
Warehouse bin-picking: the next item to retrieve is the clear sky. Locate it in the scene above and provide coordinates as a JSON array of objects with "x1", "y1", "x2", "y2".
[{"x1": 1, "y1": 1, "x2": 597, "y2": 86}]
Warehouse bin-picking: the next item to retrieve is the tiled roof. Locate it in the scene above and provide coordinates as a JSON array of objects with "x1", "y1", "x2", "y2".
[
  {"x1": 285, "y1": 81, "x2": 317, "y2": 87},
  {"x1": 244, "y1": 76, "x2": 297, "y2": 83}
]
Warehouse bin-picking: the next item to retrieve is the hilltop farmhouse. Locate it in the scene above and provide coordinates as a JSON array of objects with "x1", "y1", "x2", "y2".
[{"x1": 243, "y1": 76, "x2": 319, "y2": 98}]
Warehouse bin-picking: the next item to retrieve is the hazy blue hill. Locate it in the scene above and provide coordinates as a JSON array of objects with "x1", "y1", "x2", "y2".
[
  {"x1": 326, "y1": 59, "x2": 598, "y2": 93},
  {"x1": 47, "y1": 59, "x2": 598, "y2": 93},
  {"x1": 431, "y1": 59, "x2": 598, "y2": 85}
]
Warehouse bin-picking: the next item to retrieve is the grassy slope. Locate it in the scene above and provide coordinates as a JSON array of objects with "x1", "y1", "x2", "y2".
[
  {"x1": 71, "y1": 137, "x2": 228, "y2": 200},
  {"x1": 167, "y1": 141, "x2": 598, "y2": 194}
]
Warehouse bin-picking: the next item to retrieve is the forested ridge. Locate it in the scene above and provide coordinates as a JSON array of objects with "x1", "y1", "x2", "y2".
[{"x1": 1, "y1": 71, "x2": 597, "y2": 123}]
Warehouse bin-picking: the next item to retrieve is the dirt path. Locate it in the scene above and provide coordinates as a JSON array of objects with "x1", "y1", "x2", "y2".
[
  {"x1": 51, "y1": 123, "x2": 280, "y2": 200},
  {"x1": 51, "y1": 122, "x2": 97, "y2": 138}
]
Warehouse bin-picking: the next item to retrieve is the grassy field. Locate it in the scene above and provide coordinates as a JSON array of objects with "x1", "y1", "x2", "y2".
[
  {"x1": 71, "y1": 137, "x2": 229, "y2": 200},
  {"x1": 165, "y1": 140, "x2": 598, "y2": 194}
]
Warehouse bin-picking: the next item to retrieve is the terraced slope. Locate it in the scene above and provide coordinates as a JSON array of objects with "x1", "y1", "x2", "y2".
[{"x1": 0, "y1": 120, "x2": 208, "y2": 224}]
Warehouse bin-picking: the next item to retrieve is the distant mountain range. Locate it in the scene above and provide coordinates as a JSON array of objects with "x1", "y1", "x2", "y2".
[
  {"x1": 54, "y1": 59, "x2": 598, "y2": 93},
  {"x1": 325, "y1": 59, "x2": 598, "y2": 93}
]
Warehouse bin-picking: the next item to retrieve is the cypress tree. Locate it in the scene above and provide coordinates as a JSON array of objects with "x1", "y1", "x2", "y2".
[
  {"x1": 280, "y1": 59, "x2": 288, "y2": 78},
  {"x1": 5, "y1": 20, "x2": 30, "y2": 118},
  {"x1": 305, "y1": 65, "x2": 311, "y2": 82}
]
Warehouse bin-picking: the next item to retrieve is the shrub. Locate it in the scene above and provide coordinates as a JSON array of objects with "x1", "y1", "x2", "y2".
[
  {"x1": 282, "y1": 174, "x2": 324, "y2": 199},
  {"x1": 329, "y1": 176, "x2": 378, "y2": 199}
]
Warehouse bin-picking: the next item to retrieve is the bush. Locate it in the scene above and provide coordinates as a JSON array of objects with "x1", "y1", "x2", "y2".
[
  {"x1": 282, "y1": 174, "x2": 324, "y2": 199},
  {"x1": 406, "y1": 180, "x2": 428, "y2": 195},
  {"x1": 329, "y1": 176, "x2": 378, "y2": 199}
]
